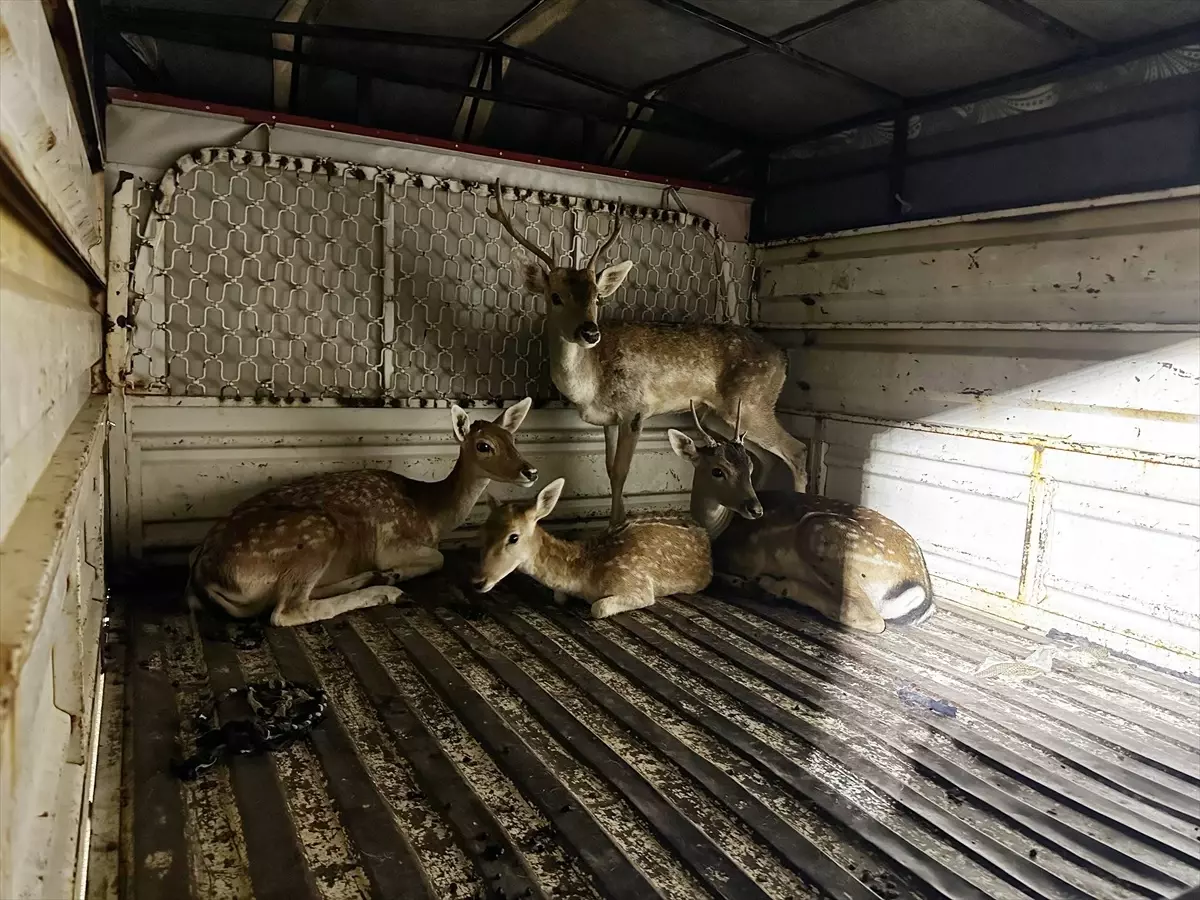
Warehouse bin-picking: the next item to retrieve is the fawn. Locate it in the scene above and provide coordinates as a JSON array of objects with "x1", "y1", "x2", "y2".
[
  {"x1": 472, "y1": 477, "x2": 712, "y2": 619},
  {"x1": 669, "y1": 404, "x2": 934, "y2": 633},
  {"x1": 488, "y1": 180, "x2": 807, "y2": 527},
  {"x1": 186, "y1": 399, "x2": 537, "y2": 627}
]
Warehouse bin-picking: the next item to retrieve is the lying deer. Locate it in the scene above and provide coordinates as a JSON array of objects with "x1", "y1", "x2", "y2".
[
  {"x1": 472, "y1": 477, "x2": 712, "y2": 619},
  {"x1": 669, "y1": 404, "x2": 934, "y2": 633},
  {"x1": 186, "y1": 399, "x2": 537, "y2": 627},
  {"x1": 488, "y1": 180, "x2": 807, "y2": 527}
]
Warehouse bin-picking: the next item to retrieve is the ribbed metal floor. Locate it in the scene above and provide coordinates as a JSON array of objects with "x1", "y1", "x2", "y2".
[{"x1": 92, "y1": 558, "x2": 1200, "y2": 900}]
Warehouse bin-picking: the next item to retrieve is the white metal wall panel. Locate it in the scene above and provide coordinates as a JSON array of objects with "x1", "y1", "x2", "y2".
[
  {"x1": 0, "y1": 2, "x2": 104, "y2": 278},
  {"x1": 818, "y1": 419, "x2": 1035, "y2": 602},
  {"x1": 778, "y1": 330, "x2": 1198, "y2": 461},
  {"x1": 762, "y1": 191, "x2": 1200, "y2": 674},
  {"x1": 125, "y1": 401, "x2": 694, "y2": 564},
  {"x1": 1037, "y1": 451, "x2": 1200, "y2": 660},
  {"x1": 0, "y1": 203, "x2": 101, "y2": 541},
  {"x1": 0, "y1": 398, "x2": 107, "y2": 900}
]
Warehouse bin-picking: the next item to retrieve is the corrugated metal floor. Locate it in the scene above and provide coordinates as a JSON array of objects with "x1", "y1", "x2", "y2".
[{"x1": 92, "y1": 558, "x2": 1200, "y2": 900}]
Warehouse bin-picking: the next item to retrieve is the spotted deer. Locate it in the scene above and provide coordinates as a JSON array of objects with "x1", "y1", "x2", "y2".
[
  {"x1": 488, "y1": 180, "x2": 807, "y2": 527},
  {"x1": 472, "y1": 477, "x2": 712, "y2": 619},
  {"x1": 669, "y1": 405, "x2": 934, "y2": 633},
  {"x1": 186, "y1": 399, "x2": 537, "y2": 627}
]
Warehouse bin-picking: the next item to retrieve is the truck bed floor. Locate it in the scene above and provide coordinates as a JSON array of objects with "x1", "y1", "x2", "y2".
[{"x1": 91, "y1": 562, "x2": 1200, "y2": 900}]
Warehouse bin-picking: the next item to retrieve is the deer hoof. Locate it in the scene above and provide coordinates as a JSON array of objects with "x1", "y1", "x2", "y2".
[
  {"x1": 591, "y1": 598, "x2": 620, "y2": 619},
  {"x1": 844, "y1": 611, "x2": 886, "y2": 634},
  {"x1": 373, "y1": 586, "x2": 406, "y2": 604}
]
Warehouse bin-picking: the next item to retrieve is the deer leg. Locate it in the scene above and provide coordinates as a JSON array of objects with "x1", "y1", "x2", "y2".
[
  {"x1": 608, "y1": 414, "x2": 643, "y2": 528},
  {"x1": 271, "y1": 578, "x2": 403, "y2": 628},
  {"x1": 739, "y1": 409, "x2": 809, "y2": 492},
  {"x1": 371, "y1": 546, "x2": 445, "y2": 586},
  {"x1": 309, "y1": 572, "x2": 376, "y2": 599},
  {"x1": 603, "y1": 425, "x2": 619, "y2": 481},
  {"x1": 591, "y1": 588, "x2": 655, "y2": 619},
  {"x1": 272, "y1": 584, "x2": 405, "y2": 628},
  {"x1": 755, "y1": 573, "x2": 885, "y2": 634}
]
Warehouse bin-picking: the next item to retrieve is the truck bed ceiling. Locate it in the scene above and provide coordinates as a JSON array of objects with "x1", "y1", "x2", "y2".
[{"x1": 91, "y1": 559, "x2": 1200, "y2": 900}]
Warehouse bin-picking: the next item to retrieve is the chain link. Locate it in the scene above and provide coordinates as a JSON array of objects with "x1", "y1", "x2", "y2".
[{"x1": 120, "y1": 148, "x2": 755, "y2": 402}]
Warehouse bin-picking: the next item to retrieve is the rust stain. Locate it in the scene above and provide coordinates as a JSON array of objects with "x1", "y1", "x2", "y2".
[
  {"x1": 1016, "y1": 447, "x2": 1049, "y2": 607},
  {"x1": 1024, "y1": 397, "x2": 1198, "y2": 423}
]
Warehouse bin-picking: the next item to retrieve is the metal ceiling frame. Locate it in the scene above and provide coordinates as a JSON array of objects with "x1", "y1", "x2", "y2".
[
  {"x1": 627, "y1": 0, "x2": 1129, "y2": 182},
  {"x1": 271, "y1": 0, "x2": 331, "y2": 113},
  {"x1": 971, "y1": 0, "x2": 1098, "y2": 54},
  {"x1": 451, "y1": 0, "x2": 582, "y2": 145},
  {"x1": 636, "y1": 0, "x2": 897, "y2": 95},
  {"x1": 101, "y1": 6, "x2": 758, "y2": 151},
  {"x1": 99, "y1": 2, "x2": 1200, "y2": 188},
  {"x1": 101, "y1": 23, "x2": 752, "y2": 151},
  {"x1": 640, "y1": 0, "x2": 902, "y2": 104},
  {"x1": 602, "y1": 0, "x2": 900, "y2": 168},
  {"x1": 768, "y1": 18, "x2": 1200, "y2": 156}
]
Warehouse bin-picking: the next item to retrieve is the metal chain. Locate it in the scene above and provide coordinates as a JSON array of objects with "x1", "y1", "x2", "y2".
[
  {"x1": 120, "y1": 149, "x2": 756, "y2": 402},
  {"x1": 172, "y1": 678, "x2": 329, "y2": 780}
]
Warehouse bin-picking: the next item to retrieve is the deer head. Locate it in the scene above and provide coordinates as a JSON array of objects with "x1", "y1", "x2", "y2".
[
  {"x1": 452, "y1": 397, "x2": 539, "y2": 487},
  {"x1": 668, "y1": 402, "x2": 763, "y2": 520},
  {"x1": 473, "y1": 477, "x2": 565, "y2": 592},
  {"x1": 488, "y1": 180, "x2": 633, "y2": 349}
]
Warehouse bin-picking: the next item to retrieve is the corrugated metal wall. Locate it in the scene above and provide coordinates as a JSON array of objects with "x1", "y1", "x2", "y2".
[
  {"x1": 0, "y1": 4, "x2": 108, "y2": 898},
  {"x1": 758, "y1": 190, "x2": 1200, "y2": 675}
]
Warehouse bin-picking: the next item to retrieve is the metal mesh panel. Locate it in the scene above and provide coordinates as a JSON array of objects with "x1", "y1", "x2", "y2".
[{"x1": 120, "y1": 148, "x2": 754, "y2": 402}]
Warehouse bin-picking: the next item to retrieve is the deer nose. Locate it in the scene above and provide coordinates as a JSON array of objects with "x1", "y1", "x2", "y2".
[
  {"x1": 576, "y1": 321, "x2": 600, "y2": 346},
  {"x1": 520, "y1": 465, "x2": 538, "y2": 484},
  {"x1": 745, "y1": 500, "x2": 764, "y2": 519}
]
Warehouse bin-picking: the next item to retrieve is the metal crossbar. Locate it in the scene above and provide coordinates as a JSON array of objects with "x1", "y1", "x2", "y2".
[{"x1": 117, "y1": 148, "x2": 754, "y2": 402}]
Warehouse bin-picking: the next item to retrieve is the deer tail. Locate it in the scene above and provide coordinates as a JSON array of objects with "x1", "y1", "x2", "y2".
[{"x1": 880, "y1": 579, "x2": 935, "y2": 625}]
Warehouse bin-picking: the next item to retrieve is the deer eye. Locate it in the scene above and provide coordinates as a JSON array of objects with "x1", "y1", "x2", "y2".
[
  {"x1": 507, "y1": 533, "x2": 519, "y2": 545},
  {"x1": 711, "y1": 468, "x2": 725, "y2": 479},
  {"x1": 476, "y1": 441, "x2": 493, "y2": 453},
  {"x1": 551, "y1": 292, "x2": 563, "y2": 306}
]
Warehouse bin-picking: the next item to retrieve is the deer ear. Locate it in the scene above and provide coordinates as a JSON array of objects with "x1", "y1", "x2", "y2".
[
  {"x1": 522, "y1": 261, "x2": 547, "y2": 294},
  {"x1": 484, "y1": 492, "x2": 502, "y2": 511},
  {"x1": 496, "y1": 397, "x2": 532, "y2": 433},
  {"x1": 534, "y1": 477, "x2": 565, "y2": 521},
  {"x1": 595, "y1": 260, "x2": 633, "y2": 298},
  {"x1": 450, "y1": 404, "x2": 471, "y2": 442},
  {"x1": 667, "y1": 428, "x2": 699, "y2": 462}
]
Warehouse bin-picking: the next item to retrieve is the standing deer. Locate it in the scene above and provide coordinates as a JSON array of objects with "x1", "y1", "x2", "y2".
[
  {"x1": 472, "y1": 477, "x2": 712, "y2": 619},
  {"x1": 669, "y1": 404, "x2": 934, "y2": 633},
  {"x1": 186, "y1": 399, "x2": 537, "y2": 627},
  {"x1": 488, "y1": 181, "x2": 807, "y2": 527}
]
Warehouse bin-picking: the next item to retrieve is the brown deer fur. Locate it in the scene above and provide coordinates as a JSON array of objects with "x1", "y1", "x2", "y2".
[
  {"x1": 487, "y1": 180, "x2": 807, "y2": 527},
  {"x1": 472, "y1": 478, "x2": 712, "y2": 619},
  {"x1": 186, "y1": 399, "x2": 537, "y2": 627},
  {"x1": 669, "y1": 411, "x2": 934, "y2": 633}
]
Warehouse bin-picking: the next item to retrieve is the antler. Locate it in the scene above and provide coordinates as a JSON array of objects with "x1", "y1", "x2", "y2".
[
  {"x1": 587, "y1": 200, "x2": 622, "y2": 272},
  {"x1": 690, "y1": 401, "x2": 718, "y2": 447},
  {"x1": 733, "y1": 399, "x2": 746, "y2": 444},
  {"x1": 487, "y1": 179, "x2": 558, "y2": 270}
]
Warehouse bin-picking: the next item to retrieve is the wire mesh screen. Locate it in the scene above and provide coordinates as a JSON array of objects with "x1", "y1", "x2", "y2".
[{"x1": 121, "y1": 148, "x2": 754, "y2": 402}]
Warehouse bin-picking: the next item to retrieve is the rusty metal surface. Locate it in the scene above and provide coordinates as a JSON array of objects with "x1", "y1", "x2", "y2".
[{"x1": 98, "y1": 560, "x2": 1200, "y2": 900}]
